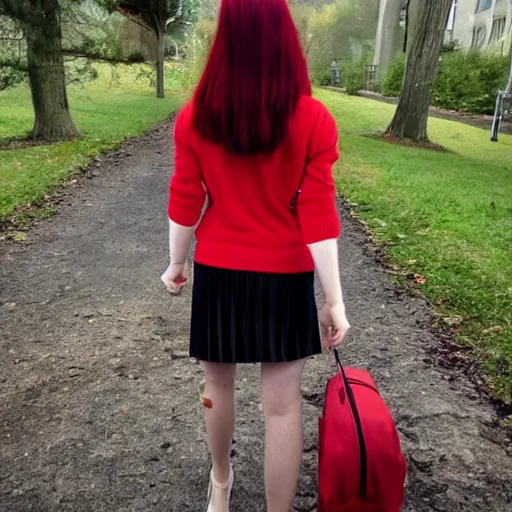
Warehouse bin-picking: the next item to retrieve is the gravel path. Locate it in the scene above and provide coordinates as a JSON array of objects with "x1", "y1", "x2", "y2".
[{"x1": 1, "y1": 121, "x2": 511, "y2": 512}]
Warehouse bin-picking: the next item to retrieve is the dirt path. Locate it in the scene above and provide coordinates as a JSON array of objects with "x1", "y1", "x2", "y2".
[{"x1": 1, "y1": 121, "x2": 511, "y2": 512}]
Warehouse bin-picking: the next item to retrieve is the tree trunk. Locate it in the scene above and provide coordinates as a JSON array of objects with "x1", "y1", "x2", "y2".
[
  {"x1": 24, "y1": 1, "x2": 80, "y2": 141},
  {"x1": 386, "y1": 0, "x2": 452, "y2": 143},
  {"x1": 156, "y1": 28, "x2": 165, "y2": 99},
  {"x1": 403, "y1": 0, "x2": 411, "y2": 53}
]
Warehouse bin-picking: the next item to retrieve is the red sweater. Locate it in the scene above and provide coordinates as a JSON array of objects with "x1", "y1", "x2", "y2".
[{"x1": 168, "y1": 96, "x2": 340, "y2": 274}]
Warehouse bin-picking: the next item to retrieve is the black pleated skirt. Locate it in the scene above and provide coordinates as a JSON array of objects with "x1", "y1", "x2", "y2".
[{"x1": 190, "y1": 263, "x2": 322, "y2": 363}]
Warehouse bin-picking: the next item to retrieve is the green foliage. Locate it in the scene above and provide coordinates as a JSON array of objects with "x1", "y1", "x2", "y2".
[
  {"x1": 181, "y1": 18, "x2": 216, "y2": 88},
  {"x1": 0, "y1": 66, "x2": 26, "y2": 90},
  {"x1": 340, "y1": 57, "x2": 368, "y2": 95},
  {"x1": 381, "y1": 53, "x2": 405, "y2": 97},
  {"x1": 316, "y1": 88, "x2": 512, "y2": 402},
  {"x1": 0, "y1": 15, "x2": 26, "y2": 90},
  {"x1": 382, "y1": 51, "x2": 509, "y2": 114},
  {"x1": 441, "y1": 39, "x2": 460, "y2": 53},
  {"x1": 432, "y1": 51, "x2": 509, "y2": 114},
  {"x1": 65, "y1": 58, "x2": 99, "y2": 86},
  {"x1": 0, "y1": 63, "x2": 183, "y2": 218},
  {"x1": 311, "y1": 68, "x2": 332, "y2": 86},
  {"x1": 182, "y1": 0, "x2": 202, "y2": 23},
  {"x1": 62, "y1": 5, "x2": 148, "y2": 63},
  {"x1": 100, "y1": 0, "x2": 183, "y2": 32},
  {"x1": 294, "y1": 0, "x2": 379, "y2": 84}
]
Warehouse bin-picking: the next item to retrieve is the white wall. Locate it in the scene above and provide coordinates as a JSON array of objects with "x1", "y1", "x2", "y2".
[{"x1": 451, "y1": 0, "x2": 512, "y2": 51}]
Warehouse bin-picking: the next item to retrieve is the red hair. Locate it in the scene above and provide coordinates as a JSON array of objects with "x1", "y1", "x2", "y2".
[{"x1": 192, "y1": 0, "x2": 312, "y2": 155}]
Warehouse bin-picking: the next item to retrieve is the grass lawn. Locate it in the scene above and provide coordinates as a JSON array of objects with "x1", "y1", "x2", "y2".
[
  {"x1": 0, "y1": 63, "x2": 184, "y2": 220},
  {"x1": 316, "y1": 89, "x2": 512, "y2": 403}
]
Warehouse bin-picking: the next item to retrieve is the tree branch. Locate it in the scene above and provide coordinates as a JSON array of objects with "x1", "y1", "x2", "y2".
[
  {"x1": 166, "y1": 0, "x2": 183, "y2": 28},
  {"x1": 62, "y1": 48, "x2": 147, "y2": 64},
  {"x1": 116, "y1": 7, "x2": 154, "y2": 32},
  {"x1": 0, "y1": 59, "x2": 28, "y2": 72},
  {"x1": 0, "y1": 0, "x2": 31, "y2": 21}
]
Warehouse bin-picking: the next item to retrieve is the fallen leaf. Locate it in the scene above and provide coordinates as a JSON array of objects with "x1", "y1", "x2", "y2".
[
  {"x1": 483, "y1": 325, "x2": 503, "y2": 335},
  {"x1": 14, "y1": 233, "x2": 27, "y2": 242},
  {"x1": 412, "y1": 273, "x2": 427, "y2": 285},
  {"x1": 444, "y1": 315, "x2": 463, "y2": 327}
]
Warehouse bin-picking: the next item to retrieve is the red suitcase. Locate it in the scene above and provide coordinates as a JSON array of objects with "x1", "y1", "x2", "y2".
[{"x1": 318, "y1": 350, "x2": 407, "y2": 511}]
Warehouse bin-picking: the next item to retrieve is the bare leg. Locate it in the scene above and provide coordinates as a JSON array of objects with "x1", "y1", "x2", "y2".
[
  {"x1": 261, "y1": 359, "x2": 307, "y2": 512},
  {"x1": 201, "y1": 362, "x2": 236, "y2": 484}
]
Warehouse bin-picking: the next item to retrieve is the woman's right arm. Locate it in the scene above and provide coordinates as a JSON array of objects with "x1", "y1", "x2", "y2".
[
  {"x1": 297, "y1": 104, "x2": 350, "y2": 347},
  {"x1": 308, "y1": 239, "x2": 350, "y2": 348}
]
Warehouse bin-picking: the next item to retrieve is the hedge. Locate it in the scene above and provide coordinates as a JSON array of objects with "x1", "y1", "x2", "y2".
[{"x1": 381, "y1": 51, "x2": 509, "y2": 114}]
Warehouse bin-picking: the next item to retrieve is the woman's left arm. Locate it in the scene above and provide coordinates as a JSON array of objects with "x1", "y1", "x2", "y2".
[
  {"x1": 162, "y1": 108, "x2": 206, "y2": 294},
  {"x1": 161, "y1": 220, "x2": 195, "y2": 295}
]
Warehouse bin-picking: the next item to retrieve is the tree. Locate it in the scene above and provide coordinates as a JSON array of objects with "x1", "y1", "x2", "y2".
[
  {"x1": 101, "y1": 0, "x2": 184, "y2": 98},
  {"x1": 385, "y1": 0, "x2": 452, "y2": 143},
  {"x1": 0, "y1": 0, "x2": 80, "y2": 141},
  {"x1": 301, "y1": 0, "x2": 379, "y2": 82}
]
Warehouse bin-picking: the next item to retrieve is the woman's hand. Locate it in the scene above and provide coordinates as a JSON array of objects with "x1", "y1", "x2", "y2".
[
  {"x1": 161, "y1": 262, "x2": 189, "y2": 295},
  {"x1": 319, "y1": 302, "x2": 350, "y2": 349}
]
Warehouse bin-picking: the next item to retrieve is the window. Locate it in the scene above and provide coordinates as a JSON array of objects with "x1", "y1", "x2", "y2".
[
  {"x1": 490, "y1": 18, "x2": 506, "y2": 42},
  {"x1": 472, "y1": 26, "x2": 487, "y2": 47},
  {"x1": 476, "y1": 0, "x2": 492, "y2": 13},
  {"x1": 447, "y1": 2, "x2": 456, "y2": 31}
]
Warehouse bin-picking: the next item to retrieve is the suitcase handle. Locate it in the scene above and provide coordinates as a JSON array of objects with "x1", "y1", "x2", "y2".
[{"x1": 333, "y1": 349, "x2": 368, "y2": 501}]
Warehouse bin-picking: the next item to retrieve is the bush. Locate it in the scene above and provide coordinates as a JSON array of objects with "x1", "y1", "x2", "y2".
[
  {"x1": 341, "y1": 57, "x2": 367, "y2": 95},
  {"x1": 369, "y1": 80, "x2": 382, "y2": 93},
  {"x1": 381, "y1": 54, "x2": 405, "y2": 97},
  {"x1": 65, "y1": 59, "x2": 99, "y2": 87},
  {"x1": 381, "y1": 51, "x2": 509, "y2": 114},
  {"x1": 311, "y1": 68, "x2": 333, "y2": 86},
  {"x1": 432, "y1": 51, "x2": 509, "y2": 114},
  {"x1": 0, "y1": 66, "x2": 26, "y2": 91}
]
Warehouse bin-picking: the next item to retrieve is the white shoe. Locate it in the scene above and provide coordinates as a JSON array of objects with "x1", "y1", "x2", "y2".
[{"x1": 206, "y1": 466, "x2": 234, "y2": 512}]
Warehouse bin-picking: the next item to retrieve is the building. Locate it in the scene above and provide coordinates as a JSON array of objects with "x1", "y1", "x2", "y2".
[
  {"x1": 448, "y1": 0, "x2": 512, "y2": 53},
  {"x1": 374, "y1": 0, "x2": 512, "y2": 75}
]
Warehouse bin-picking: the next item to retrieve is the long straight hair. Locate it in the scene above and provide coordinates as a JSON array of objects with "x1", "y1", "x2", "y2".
[{"x1": 192, "y1": 0, "x2": 312, "y2": 155}]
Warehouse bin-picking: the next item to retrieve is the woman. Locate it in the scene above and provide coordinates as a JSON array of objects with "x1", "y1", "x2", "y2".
[{"x1": 161, "y1": 0, "x2": 350, "y2": 510}]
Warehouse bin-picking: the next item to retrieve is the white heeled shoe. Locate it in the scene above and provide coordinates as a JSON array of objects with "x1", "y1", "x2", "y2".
[{"x1": 206, "y1": 465, "x2": 234, "y2": 512}]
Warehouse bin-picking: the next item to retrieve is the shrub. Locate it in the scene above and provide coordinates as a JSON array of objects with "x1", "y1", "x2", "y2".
[
  {"x1": 341, "y1": 57, "x2": 368, "y2": 95},
  {"x1": 311, "y1": 68, "x2": 333, "y2": 86},
  {"x1": 381, "y1": 54, "x2": 405, "y2": 97},
  {"x1": 432, "y1": 51, "x2": 509, "y2": 114},
  {"x1": 381, "y1": 51, "x2": 509, "y2": 114},
  {"x1": 0, "y1": 66, "x2": 26, "y2": 91},
  {"x1": 127, "y1": 50, "x2": 146, "y2": 63},
  {"x1": 65, "y1": 59, "x2": 99, "y2": 87},
  {"x1": 369, "y1": 80, "x2": 382, "y2": 93}
]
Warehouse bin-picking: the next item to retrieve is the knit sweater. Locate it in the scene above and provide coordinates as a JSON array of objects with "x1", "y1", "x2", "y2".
[{"x1": 168, "y1": 95, "x2": 340, "y2": 274}]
